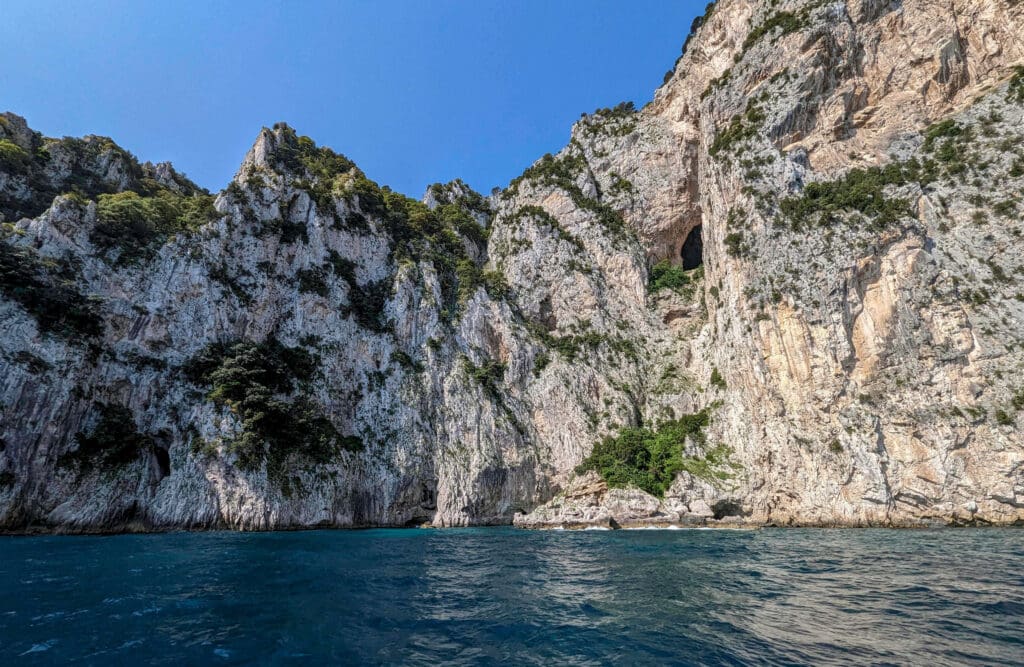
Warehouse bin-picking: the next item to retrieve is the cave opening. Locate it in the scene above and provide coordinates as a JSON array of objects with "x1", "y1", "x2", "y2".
[
  {"x1": 712, "y1": 499, "x2": 744, "y2": 520},
  {"x1": 153, "y1": 446, "x2": 171, "y2": 480},
  {"x1": 680, "y1": 224, "x2": 703, "y2": 270},
  {"x1": 404, "y1": 515, "x2": 433, "y2": 527}
]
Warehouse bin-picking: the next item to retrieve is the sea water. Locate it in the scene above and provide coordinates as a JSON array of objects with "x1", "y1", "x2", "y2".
[{"x1": 0, "y1": 527, "x2": 1021, "y2": 665}]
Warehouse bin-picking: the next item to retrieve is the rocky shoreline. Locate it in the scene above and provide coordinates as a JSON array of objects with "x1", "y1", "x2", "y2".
[
  {"x1": 510, "y1": 470, "x2": 1019, "y2": 530},
  {"x1": 4, "y1": 518, "x2": 1017, "y2": 536},
  {"x1": 4, "y1": 467, "x2": 1018, "y2": 536}
]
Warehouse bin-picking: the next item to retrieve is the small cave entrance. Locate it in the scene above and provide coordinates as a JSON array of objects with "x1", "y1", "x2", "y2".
[
  {"x1": 403, "y1": 483, "x2": 437, "y2": 527},
  {"x1": 712, "y1": 499, "x2": 745, "y2": 520},
  {"x1": 680, "y1": 224, "x2": 703, "y2": 270},
  {"x1": 153, "y1": 445, "x2": 171, "y2": 481},
  {"x1": 404, "y1": 515, "x2": 433, "y2": 528}
]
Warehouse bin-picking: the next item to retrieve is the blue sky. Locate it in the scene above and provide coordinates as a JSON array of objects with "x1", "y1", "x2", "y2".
[{"x1": 1, "y1": 1, "x2": 702, "y2": 197}]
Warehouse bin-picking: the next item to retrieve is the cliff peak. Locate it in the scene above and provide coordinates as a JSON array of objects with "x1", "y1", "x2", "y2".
[{"x1": 235, "y1": 122, "x2": 358, "y2": 186}]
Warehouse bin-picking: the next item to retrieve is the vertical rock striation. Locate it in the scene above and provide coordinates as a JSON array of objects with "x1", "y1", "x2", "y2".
[{"x1": 1, "y1": 0, "x2": 1023, "y2": 531}]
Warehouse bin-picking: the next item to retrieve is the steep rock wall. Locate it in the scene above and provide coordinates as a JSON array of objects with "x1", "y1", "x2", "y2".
[{"x1": 1, "y1": 0, "x2": 1023, "y2": 531}]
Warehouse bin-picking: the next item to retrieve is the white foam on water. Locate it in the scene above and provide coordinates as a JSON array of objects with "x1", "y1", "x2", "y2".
[
  {"x1": 19, "y1": 640, "x2": 56, "y2": 656},
  {"x1": 131, "y1": 605, "x2": 162, "y2": 617}
]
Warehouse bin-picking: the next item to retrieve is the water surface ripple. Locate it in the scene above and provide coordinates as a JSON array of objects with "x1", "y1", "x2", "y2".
[{"x1": 0, "y1": 528, "x2": 1021, "y2": 665}]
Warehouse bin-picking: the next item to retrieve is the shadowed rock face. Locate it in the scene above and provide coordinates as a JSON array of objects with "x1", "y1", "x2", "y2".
[{"x1": 2, "y1": 0, "x2": 1024, "y2": 532}]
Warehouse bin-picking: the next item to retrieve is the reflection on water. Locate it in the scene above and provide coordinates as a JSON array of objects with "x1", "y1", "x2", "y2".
[{"x1": 0, "y1": 528, "x2": 1021, "y2": 665}]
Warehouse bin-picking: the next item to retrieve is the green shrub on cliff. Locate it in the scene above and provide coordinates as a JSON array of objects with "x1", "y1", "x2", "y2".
[
  {"x1": 337, "y1": 173, "x2": 498, "y2": 321},
  {"x1": 92, "y1": 189, "x2": 218, "y2": 263},
  {"x1": 61, "y1": 403, "x2": 151, "y2": 470},
  {"x1": 455, "y1": 258, "x2": 509, "y2": 304},
  {"x1": 779, "y1": 164, "x2": 914, "y2": 230},
  {"x1": 709, "y1": 100, "x2": 765, "y2": 157},
  {"x1": 1007, "y1": 66, "x2": 1024, "y2": 104},
  {"x1": 269, "y1": 123, "x2": 356, "y2": 181},
  {"x1": 710, "y1": 367, "x2": 726, "y2": 390},
  {"x1": 575, "y1": 409, "x2": 739, "y2": 497},
  {"x1": 0, "y1": 124, "x2": 213, "y2": 228},
  {"x1": 741, "y1": 11, "x2": 805, "y2": 51},
  {"x1": 505, "y1": 151, "x2": 627, "y2": 237},
  {"x1": 581, "y1": 102, "x2": 637, "y2": 137},
  {"x1": 184, "y1": 339, "x2": 361, "y2": 480},
  {"x1": 724, "y1": 232, "x2": 748, "y2": 258},
  {"x1": 296, "y1": 266, "x2": 330, "y2": 297},
  {"x1": 0, "y1": 236, "x2": 103, "y2": 339},
  {"x1": 346, "y1": 277, "x2": 391, "y2": 332},
  {"x1": 0, "y1": 139, "x2": 29, "y2": 169},
  {"x1": 462, "y1": 356, "x2": 506, "y2": 397},
  {"x1": 648, "y1": 260, "x2": 690, "y2": 293}
]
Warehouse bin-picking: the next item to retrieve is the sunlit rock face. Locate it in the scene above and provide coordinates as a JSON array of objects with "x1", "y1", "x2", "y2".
[{"x1": 2, "y1": 0, "x2": 1024, "y2": 531}]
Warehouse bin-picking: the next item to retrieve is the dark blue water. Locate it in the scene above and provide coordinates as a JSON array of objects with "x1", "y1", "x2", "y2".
[{"x1": 0, "y1": 528, "x2": 1022, "y2": 665}]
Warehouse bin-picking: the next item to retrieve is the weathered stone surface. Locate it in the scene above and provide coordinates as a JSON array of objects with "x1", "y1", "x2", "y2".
[{"x1": 2, "y1": 0, "x2": 1024, "y2": 531}]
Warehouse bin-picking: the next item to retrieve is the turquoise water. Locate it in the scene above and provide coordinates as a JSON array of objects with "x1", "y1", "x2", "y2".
[{"x1": 0, "y1": 528, "x2": 1021, "y2": 665}]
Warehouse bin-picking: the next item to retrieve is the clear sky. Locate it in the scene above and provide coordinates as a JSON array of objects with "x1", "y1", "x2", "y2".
[{"x1": 1, "y1": 1, "x2": 703, "y2": 197}]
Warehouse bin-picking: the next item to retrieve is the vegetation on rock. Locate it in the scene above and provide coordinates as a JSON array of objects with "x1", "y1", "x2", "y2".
[
  {"x1": 648, "y1": 260, "x2": 697, "y2": 295},
  {"x1": 742, "y1": 10, "x2": 806, "y2": 51},
  {"x1": 710, "y1": 100, "x2": 765, "y2": 157},
  {"x1": 184, "y1": 339, "x2": 360, "y2": 480},
  {"x1": 667, "y1": 1, "x2": 717, "y2": 84},
  {"x1": 0, "y1": 139, "x2": 29, "y2": 169},
  {"x1": 333, "y1": 170, "x2": 495, "y2": 320},
  {"x1": 254, "y1": 133, "x2": 499, "y2": 326},
  {"x1": 462, "y1": 357, "x2": 506, "y2": 398},
  {"x1": 575, "y1": 410, "x2": 739, "y2": 497},
  {"x1": 61, "y1": 404, "x2": 151, "y2": 471},
  {"x1": 456, "y1": 258, "x2": 508, "y2": 304},
  {"x1": 1008, "y1": 66, "x2": 1024, "y2": 104},
  {"x1": 510, "y1": 205, "x2": 585, "y2": 253},
  {"x1": 779, "y1": 163, "x2": 915, "y2": 230},
  {"x1": 346, "y1": 277, "x2": 392, "y2": 332},
  {"x1": 505, "y1": 150, "x2": 628, "y2": 237},
  {"x1": 267, "y1": 122, "x2": 359, "y2": 215},
  {"x1": 93, "y1": 190, "x2": 219, "y2": 263},
  {"x1": 724, "y1": 231, "x2": 748, "y2": 258},
  {"x1": 296, "y1": 265, "x2": 330, "y2": 297},
  {"x1": 579, "y1": 102, "x2": 637, "y2": 138},
  {"x1": 269, "y1": 123, "x2": 356, "y2": 181},
  {"x1": 428, "y1": 179, "x2": 493, "y2": 218},
  {"x1": 0, "y1": 115, "x2": 207, "y2": 228},
  {"x1": 779, "y1": 110, "x2": 1020, "y2": 231},
  {"x1": 710, "y1": 367, "x2": 726, "y2": 390},
  {"x1": 0, "y1": 233, "x2": 103, "y2": 339}
]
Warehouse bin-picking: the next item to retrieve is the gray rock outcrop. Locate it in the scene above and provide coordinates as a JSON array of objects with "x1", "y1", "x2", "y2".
[{"x1": 2, "y1": 0, "x2": 1023, "y2": 531}]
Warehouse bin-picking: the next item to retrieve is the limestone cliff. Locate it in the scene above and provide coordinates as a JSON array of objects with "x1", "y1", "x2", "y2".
[{"x1": 2, "y1": 0, "x2": 1023, "y2": 531}]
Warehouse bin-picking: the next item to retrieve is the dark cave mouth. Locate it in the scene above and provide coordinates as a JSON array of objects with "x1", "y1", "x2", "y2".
[
  {"x1": 680, "y1": 224, "x2": 703, "y2": 270},
  {"x1": 154, "y1": 446, "x2": 171, "y2": 480}
]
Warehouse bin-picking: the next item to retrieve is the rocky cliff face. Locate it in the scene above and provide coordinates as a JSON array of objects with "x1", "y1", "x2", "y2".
[{"x1": 2, "y1": 0, "x2": 1023, "y2": 531}]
